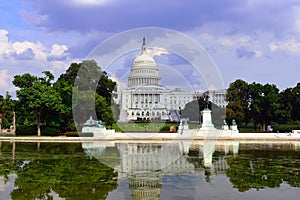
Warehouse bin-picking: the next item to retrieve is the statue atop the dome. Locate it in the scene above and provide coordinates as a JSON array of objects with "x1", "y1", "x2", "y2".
[{"x1": 142, "y1": 37, "x2": 147, "y2": 53}]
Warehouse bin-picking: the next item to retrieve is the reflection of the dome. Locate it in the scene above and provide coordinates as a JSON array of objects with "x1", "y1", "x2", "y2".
[{"x1": 82, "y1": 140, "x2": 240, "y2": 200}]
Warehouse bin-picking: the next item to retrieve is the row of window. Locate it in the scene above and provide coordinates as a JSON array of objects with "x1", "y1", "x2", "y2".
[
  {"x1": 127, "y1": 111, "x2": 167, "y2": 116},
  {"x1": 132, "y1": 69, "x2": 156, "y2": 74}
]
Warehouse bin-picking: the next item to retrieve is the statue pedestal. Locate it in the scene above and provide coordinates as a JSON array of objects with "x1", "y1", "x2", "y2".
[
  {"x1": 231, "y1": 125, "x2": 238, "y2": 131},
  {"x1": 200, "y1": 109, "x2": 215, "y2": 131},
  {"x1": 230, "y1": 124, "x2": 239, "y2": 136},
  {"x1": 222, "y1": 125, "x2": 229, "y2": 130}
]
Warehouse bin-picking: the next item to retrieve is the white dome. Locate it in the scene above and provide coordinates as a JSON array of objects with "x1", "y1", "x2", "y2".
[
  {"x1": 133, "y1": 53, "x2": 157, "y2": 68},
  {"x1": 128, "y1": 38, "x2": 161, "y2": 87}
]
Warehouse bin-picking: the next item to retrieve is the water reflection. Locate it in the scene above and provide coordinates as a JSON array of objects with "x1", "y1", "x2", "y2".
[
  {"x1": 0, "y1": 142, "x2": 118, "y2": 200},
  {"x1": 0, "y1": 141, "x2": 299, "y2": 199},
  {"x1": 82, "y1": 140, "x2": 243, "y2": 199}
]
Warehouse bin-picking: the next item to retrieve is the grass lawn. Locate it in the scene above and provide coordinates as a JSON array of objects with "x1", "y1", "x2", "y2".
[{"x1": 112, "y1": 122, "x2": 179, "y2": 132}]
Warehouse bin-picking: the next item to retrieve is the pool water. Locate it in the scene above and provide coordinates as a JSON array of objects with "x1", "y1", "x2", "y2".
[{"x1": 0, "y1": 141, "x2": 299, "y2": 200}]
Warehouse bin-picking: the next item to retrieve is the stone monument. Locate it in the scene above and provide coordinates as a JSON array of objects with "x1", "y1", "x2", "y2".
[{"x1": 199, "y1": 108, "x2": 215, "y2": 130}]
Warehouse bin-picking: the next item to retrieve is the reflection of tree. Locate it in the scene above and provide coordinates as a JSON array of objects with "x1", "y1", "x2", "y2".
[
  {"x1": 187, "y1": 147, "x2": 228, "y2": 182},
  {"x1": 0, "y1": 142, "x2": 117, "y2": 200},
  {"x1": 226, "y1": 145, "x2": 300, "y2": 192},
  {"x1": 0, "y1": 142, "x2": 15, "y2": 183}
]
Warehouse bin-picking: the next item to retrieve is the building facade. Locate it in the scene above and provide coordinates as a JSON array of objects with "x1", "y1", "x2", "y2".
[
  {"x1": 115, "y1": 38, "x2": 194, "y2": 122},
  {"x1": 203, "y1": 89, "x2": 228, "y2": 108}
]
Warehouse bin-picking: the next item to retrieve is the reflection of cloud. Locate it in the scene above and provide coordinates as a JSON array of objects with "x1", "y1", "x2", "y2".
[{"x1": 0, "y1": 174, "x2": 17, "y2": 200}]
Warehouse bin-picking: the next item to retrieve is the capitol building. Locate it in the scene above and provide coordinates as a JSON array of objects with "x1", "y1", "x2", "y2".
[
  {"x1": 114, "y1": 38, "x2": 227, "y2": 122},
  {"x1": 115, "y1": 38, "x2": 194, "y2": 122}
]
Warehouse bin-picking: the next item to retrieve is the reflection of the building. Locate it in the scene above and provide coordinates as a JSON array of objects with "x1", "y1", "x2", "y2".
[
  {"x1": 119, "y1": 142, "x2": 194, "y2": 200},
  {"x1": 82, "y1": 140, "x2": 240, "y2": 200}
]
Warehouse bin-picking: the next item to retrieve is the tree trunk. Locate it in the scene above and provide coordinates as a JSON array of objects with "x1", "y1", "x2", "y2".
[
  {"x1": 12, "y1": 141, "x2": 15, "y2": 163},
  {"x1": 12, "y1": 111, "x2": 16, "y2": 135},
  {"x1": 36, "y1": 108, "x2": 41, "y2": 136},
  {"x1": 36, "y1": 142, "x2": 40, "y2": 153},
  {"x1": 0, "y1": 113, "x2": 2, "y2": 134},
  {"x1": 260, "y1": 121, "x2": 265, "y2": 131}
]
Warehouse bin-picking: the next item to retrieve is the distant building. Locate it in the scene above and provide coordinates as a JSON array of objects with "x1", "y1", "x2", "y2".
[
  {"x1": 115, "y1": 38, "x2": 194, "y2": 122},
  {"x1": 203, "y1": 89, "x2": 228, "y2": 108}
]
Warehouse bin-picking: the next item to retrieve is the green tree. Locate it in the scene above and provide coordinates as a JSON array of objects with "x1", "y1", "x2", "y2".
[
  {"x1": 248, "y1": 83, "x2": 279, "y2": 130},
  {"x1": 71, "y1": 60, "x2": 117, "y2": 128},
  {"x1": 277, "y1": 88, "x2": 293, "y2": 124},
  {"x1": 0, "y1": 92, "x2": 15, "y2": 131},
  {"x1": 55, "y1": 60, "x2": 118, "y2": 131},
  {"x1": 13, "y1": 71, "x2": 63, "y2": 136},
  {"x1": 291, "y1": 83, "x2": 300, "y2": 121},
  {"x1": 225, "y1": 79, "x2": 249, "y2": 125}
]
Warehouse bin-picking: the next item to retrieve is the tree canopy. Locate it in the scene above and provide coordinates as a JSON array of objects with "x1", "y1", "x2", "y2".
[
  {"x1": 225, "y1": 79, "x2": 299, "y2": 131},
  {"x1": 9, "y1": 60, "x2": 118, "y2": 136}
]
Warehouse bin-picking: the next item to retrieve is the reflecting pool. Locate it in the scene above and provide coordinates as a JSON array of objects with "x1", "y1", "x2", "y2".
[{"x1": 0, "y1": 141, "x2": 299, "y2": 199}]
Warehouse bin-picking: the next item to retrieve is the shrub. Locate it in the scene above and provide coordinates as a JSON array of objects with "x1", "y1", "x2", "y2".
[
  {"x1": 273, "y1": 124, "x2": 300, "y2": 133},
  {"x1": 79, "y1": 132, "x2": 94, "y2": 137},
  {"x1": 41, "y1": 127, "x2": 60, "y2": 136},
  {"x1": 16, "y1": 125, "x2": 60, "y2": 136},
  {"x1": 65, "y1": 132, "x2": 79, "y2": 137},
  {"x1": 16, "y1": 125, "x2": 36, "y2": 136}
]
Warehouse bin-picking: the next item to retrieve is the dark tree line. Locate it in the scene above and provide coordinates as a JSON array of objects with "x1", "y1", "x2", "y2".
[
  {"x1": 0, "y1": 60, "x2": 118, "y2": 136},
  {"x1": 226, "y1": 79, "x2": 300, "y2": 131}
]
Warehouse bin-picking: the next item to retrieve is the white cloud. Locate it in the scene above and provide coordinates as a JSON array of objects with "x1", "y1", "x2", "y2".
[
  {"x1": 50, "y1": 44, "x2": 68, "y2": 56},
  {"x1": 254, "y1": 50, "x2": 263, "y2": 58},
  {"x1": 109, "y1": 73, "x2": 126, "y2": 91},
  {"x1": 270, "y1": 39, "x2": 300, "y2": 55},
  {"x1": 0, "y1": 70, "x2": 9, "y2": 90},
  {"x1": 12, "y1": 41, "x2": 46, "y2": 60},
  {"x1": 0, "y1": 29, "x2": 73, "y2": 95},
  {"x1": 0, "y1": 29, "x2": 70, "y2": 65},
  {"x1": 20, "y1": 10, "x2": 48, "y2": 27},
  {"x1": 0, "y1": 30, "x2": 11, "y2": 55},
  {"x1": 269, "y1": 42, "x2": 278, "y2": 52},
  {"x1": 149, "y1": 47, "x2": 169, "y2": 57},
  {"x1": 50, "y1": 61, "x2": 70, "y2": 71},
  {"x1": 0, "y1": 29, "x2": 48, "y2": 61},
  {"x1": 0, "y1": 69, "x2": 16, "y2": 93},
  {"x1": 217, "y1": 37, "x2": 235, "y2": 46}
]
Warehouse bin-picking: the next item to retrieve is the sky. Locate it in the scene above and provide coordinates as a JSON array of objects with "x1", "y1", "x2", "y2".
[{"x1": 1, "y1": 0, "x2": 300, "y2": 96}]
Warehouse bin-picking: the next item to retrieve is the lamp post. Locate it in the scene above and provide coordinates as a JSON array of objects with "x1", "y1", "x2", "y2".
[
  {"x1": 0, "y1": 113, "x2": 2, "y2": 133},
  {"x1": 196, "y1": 93, "x2": 201, "y2": 125}
]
